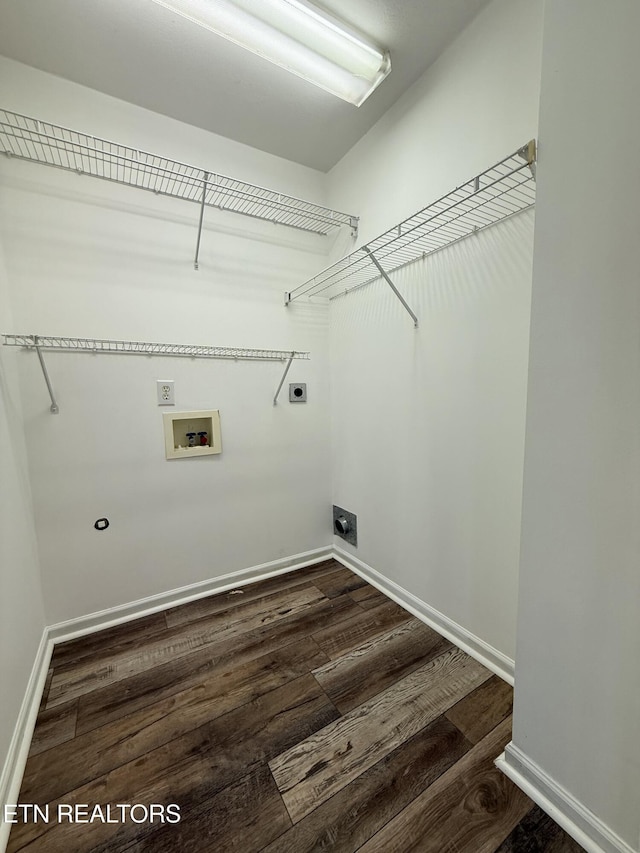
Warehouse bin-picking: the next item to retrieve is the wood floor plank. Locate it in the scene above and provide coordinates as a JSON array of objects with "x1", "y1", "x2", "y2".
[
  {"x1": 123, "y1": 765, "x2": 291, "y2": 853},
  {"x1": 445, "y1": 674, "x2": 513, "y2": 744},
  {"x1": 164, "y1": 559, "x2": 341, "y2": 628},
  {"x1": 269, "y1": 646, "x2": 491, "y2": 823},
  {"x1": 75, "y1": 622, "x2": 329, "y2": 736},
  {"x1": 311, "y1": 599, "x2": 412, "y2": 660},
  {"x1": 8, "y1": 675, "x2": 339, "y2": 853},
  {"x1": 348, "y1": 584, "x2": 390, "y2": 610},
  {"x1": 20, "y1": 637, "x2": 327, "y2": 805},
  {"x1": 75, "y1": 593, "x2": 359, "y2": 735},
  {"x1": 357, "y1": 717, "x2": 532, "y2": 853},
  {"x1": 308, "y1": 566, "x2": 368, "y2": 599},
  {"x1": 27, "y1": 699, "x2": 77, "y2": 757},
  {"x1": 314, "y1": 618, "x2": 453, "y2": 713},
  {"x1": 495, "y1": 804, "x2": 586, "y2": 852},
  {"x1": 75, "y1": 640, "x2": 242, "y2": 736},
  {"x1": 46, "y1": 584, "x2": 327, "y2": 708},
  {"x1": 50, "y1": 612, "x2": 169, "y2": 670},
  {"x1": 262, "y1": 716, "x2": 471, "y2": 853}
]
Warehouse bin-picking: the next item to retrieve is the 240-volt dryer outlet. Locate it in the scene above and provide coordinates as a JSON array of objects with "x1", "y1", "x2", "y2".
[{"x1": 289, "y1": 383, "x2": 307, "y2": 402}]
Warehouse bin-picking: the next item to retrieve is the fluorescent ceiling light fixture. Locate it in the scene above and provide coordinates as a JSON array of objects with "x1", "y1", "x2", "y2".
[{"x1": 149, "y1": 0, "x2": 391, "y2": 106}]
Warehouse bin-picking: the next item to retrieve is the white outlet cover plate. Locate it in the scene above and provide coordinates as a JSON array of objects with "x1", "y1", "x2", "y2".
[{"x1": 157, "y1": 380, "x2": 175, "y2": 406}]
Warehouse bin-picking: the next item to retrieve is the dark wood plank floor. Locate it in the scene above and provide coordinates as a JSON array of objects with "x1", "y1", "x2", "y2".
[{"x1": 8, "y1": 559, "x2": 585, "y2": 852}]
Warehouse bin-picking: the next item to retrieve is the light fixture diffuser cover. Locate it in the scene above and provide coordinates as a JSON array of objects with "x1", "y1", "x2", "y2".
[{"x1": 149, "y1": 0, "x2": 391, "y2": 106}]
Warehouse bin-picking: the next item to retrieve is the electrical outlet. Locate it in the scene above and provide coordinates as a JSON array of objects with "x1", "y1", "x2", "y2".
[{"x1": 157, "y1": 380, "x2": 175, "y2": 406}]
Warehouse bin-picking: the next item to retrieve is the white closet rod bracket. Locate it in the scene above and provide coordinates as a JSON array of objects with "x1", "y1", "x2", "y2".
[
  {"x1": 364, "y1": 246, "x2": 419, "y2": 328},
  {"x1": 33, "y1": 335, "x2": 59, "y2": 414},
  {"x1": 273, "y1": 352, "x2": 295, "y2": 405}
]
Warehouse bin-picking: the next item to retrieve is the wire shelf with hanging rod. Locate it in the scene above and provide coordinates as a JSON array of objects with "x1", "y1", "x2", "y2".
[
  {"x1": 0, "y1": 108, "x2": 359, "y2": 260},
  {"x1": 2, "y1": 334, "x2": 310, "y2": 412},
  {"x1": 2, "y1": 334, "x2": 310, "y2": 361},
  {"x1": 285, "y1": 141, "x2": 536, "y2": 314}
]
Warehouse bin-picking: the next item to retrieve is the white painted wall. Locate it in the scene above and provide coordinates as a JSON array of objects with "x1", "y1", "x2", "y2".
[
  {"x1": 0, "y1": 58, "x2": 334, "y2": 624},
  {"x1": 326, "y1": 0, "x2": 542, "y2": 661},
  {"x1": 512, "y1": 0, "x2": 640, "y2": 848},
  {"x1": 329, "y1": 215, "x2": 535, "y2": 661},
  {"x1": 0, "y1": 240, "x2": 46, "y2": 786}
]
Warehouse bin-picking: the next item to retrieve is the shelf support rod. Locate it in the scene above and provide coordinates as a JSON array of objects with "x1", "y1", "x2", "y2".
[
  {"x1": 194, "y1": 172, "x2": 209, "y2": 270},
  {"x1": 273, "y1": 352, "x2": 295, "y2": 405},
  {"x1": 33, "y1": 335, "x2": 59, "y2": 414},
  {"x1": 364, "y1": 247, "x2": 418, "y2": 328}
]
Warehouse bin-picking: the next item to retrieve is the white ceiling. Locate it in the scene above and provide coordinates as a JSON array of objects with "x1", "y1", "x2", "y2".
[{"x1": 0, "y1": 0, "x2": 491, "y2": 172}]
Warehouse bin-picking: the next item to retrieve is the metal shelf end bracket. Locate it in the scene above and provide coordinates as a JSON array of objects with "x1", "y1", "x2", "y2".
[{"x1": 517, "y1": 139, "x2": 537, "y2": 181}]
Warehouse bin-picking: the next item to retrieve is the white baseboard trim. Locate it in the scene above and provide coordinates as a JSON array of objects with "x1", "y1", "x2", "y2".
[
  {"x1": 48, "y1": 546, "x2": 333, "y2": 644},
  {"x1": 0, "y1": 629, "x2": 53, "y2": 853},
  {"x1": 332, "y1": 546, "x2": 514, "y2": 685},
  {"x1": 496, "y1": 743, "x2": 637, "y2": 853}
]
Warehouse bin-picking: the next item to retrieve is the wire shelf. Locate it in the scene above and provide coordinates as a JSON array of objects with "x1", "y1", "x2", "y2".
[
  {"x1": 286, "y1": 141, "x2": 536, "y2": 302},
  {"x1": 0, "y1": 109, "x2": 357, "y2": 237},
  {"x1": 3, "y1": 334, "x2": 309, "y2": 361}
]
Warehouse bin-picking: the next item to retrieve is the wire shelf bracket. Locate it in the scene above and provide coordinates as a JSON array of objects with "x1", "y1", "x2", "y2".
[
  {"x1": 273, "y1": 353, "x2": 295, "y2": 406},
  {"x1": 32, "y1": 336, "x2": 59, "y2": 414},
  {"x1": 364, "y1": 246, "x2": 418, "y2": 328},
  {"x1": 3, "y1": 334, "x2": 310, "y2": 414},
  {"x1": 285, "y1": 140, "x2": 537, "y2": 309},
  {"x1": 193, "y1": 172, "x2": 209, "y2": 270},
  {"x1": 0, "y1": 109, "x2": 359, "y2": 264}
]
